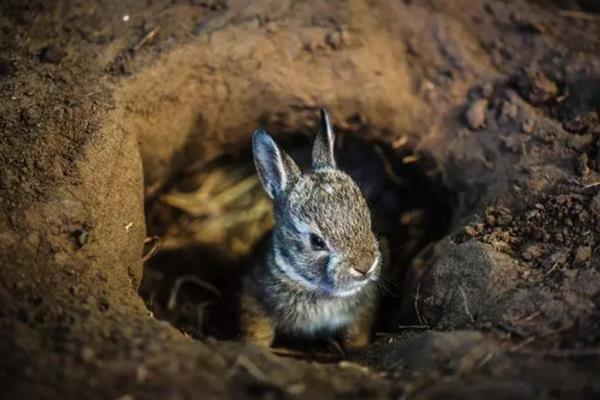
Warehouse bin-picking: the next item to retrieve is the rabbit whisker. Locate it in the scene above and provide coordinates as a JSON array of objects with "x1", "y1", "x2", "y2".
[
  {"x1": 379, "y1": 275, "x2": 403, "y2": 291},
  {"x1": 376, "y1": 280, "x2": 401, "y2": 298}
]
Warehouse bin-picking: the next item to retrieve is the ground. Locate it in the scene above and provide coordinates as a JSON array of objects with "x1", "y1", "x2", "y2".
[{"x1": 1, "y1": 1, "x2": 600, "y2": 399}]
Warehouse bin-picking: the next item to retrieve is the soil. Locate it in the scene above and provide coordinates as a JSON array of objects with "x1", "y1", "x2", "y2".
[{"x1": 1, "y1": 1, "x2": 600, "y2": 399}]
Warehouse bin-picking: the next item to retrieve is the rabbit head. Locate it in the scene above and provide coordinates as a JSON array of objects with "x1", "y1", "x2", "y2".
[{"x1": 252, "y1": 109, "x2": 381, "y2": 297}]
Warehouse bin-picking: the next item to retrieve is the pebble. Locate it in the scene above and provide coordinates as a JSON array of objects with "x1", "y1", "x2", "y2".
[
  {"x1": 575, "y1": 245, "x2": 592, "y2": 263},
  {"x1": 522, "y1": 69, "x2": 558, "y2": 104},
  {"x1": 465, "y1": 98, "x2": 488, "y2": 129},
  {"x1": 325, "y1": 31, "x2": 342, "y2": 49},
  {"x1": 81, "y1": 346, "x2": 95, "y2": 362},
  {"x1": 521, "y1": 117, "x2": 535, "y2": 133},
  {"x1": 522, "y1": 244, "x2": 543, "y2": 261},
  {"x1": 464, "y1": 225, "x2": 478, "y2": 237}
]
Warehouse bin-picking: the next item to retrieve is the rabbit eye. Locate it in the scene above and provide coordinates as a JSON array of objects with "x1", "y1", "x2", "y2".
[{"x1": 309, "y1": 233, "x2": 327, "y2": 252}]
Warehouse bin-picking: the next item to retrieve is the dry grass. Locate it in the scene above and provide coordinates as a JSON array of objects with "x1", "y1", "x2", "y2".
[{"x1": 159, "y1": 160, "x2": 274, "y2": 257}]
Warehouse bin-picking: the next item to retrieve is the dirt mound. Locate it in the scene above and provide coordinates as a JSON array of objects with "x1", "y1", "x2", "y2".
[{"x1": 1, "y1": 1, "x2": 600, "y2": 399}]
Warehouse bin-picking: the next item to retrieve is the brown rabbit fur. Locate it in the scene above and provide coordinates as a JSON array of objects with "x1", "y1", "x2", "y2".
[{"x1": 241, "y1": 109, "x2": 381, "y2": 350}]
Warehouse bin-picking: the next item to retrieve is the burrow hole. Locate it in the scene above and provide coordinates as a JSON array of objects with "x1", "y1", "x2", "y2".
[{"x1": 139, "y1": 124, "x2": 455, "y2": 351}]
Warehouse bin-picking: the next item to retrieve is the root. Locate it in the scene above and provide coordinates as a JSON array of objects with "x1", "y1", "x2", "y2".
[
  {"x1": 458, "y1": 285, "x2": 475, "y2": 323},
  {"x1": 414, "y1": 281, "x2": 428, "y2": 327},
  {"x1": 142, "y1": 235, "x2": 161, "y2": 262},
  {"x1": 166, "y1": 275, "x2": 220, "y2": 311}
]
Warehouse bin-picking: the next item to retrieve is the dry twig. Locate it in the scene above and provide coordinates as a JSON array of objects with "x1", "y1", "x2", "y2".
[
  {"x1": 559, "y1": 10, "x2": 600, "y2": 22},
  {"x1": 132, "y1": 26, "x2": 161, "y2": 52},
  {"x1": 414, "y1": 281, "x2": 428, "y2": 327}
]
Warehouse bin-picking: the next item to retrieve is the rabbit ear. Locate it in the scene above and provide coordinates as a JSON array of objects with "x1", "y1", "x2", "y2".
[
  {"x1": 253, "y1": 129, "x2": 300, "y2": 200},
  {"x1": 312, "y1": 108, "x2": 336, "y2": 170}
]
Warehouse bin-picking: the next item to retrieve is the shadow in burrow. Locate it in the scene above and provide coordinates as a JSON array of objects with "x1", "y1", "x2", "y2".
[{"x1": 139, "y1": 117, "x2": 457, "y2": 356}]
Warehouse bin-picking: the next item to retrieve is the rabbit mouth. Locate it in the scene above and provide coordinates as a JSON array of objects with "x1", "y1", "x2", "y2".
[
  {"x1": 273, "y1": 256, "x2": 367, "y2": 297},
  {"x1": 312, "y1": 279, "x2": 367, "y2": 298}
]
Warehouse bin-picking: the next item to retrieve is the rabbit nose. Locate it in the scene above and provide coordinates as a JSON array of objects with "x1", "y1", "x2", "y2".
[
  {"x1": 352, "y1": 256, "x2": 376, "y2": 276},
  {"x1": 351, "y1": 266, "x2": 368, "y2": 276}
]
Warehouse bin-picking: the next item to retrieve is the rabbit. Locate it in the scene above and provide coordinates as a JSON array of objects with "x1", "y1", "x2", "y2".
[{"x1": 240, "y1": 108, "x2": 381, "y2": 350}]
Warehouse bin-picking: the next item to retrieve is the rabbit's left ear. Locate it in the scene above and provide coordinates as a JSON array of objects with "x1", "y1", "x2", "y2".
[
  {"x1": 253, "y1": 129, "x2": 300, "y2": 200},
  {"x1": 312, "y1": 108, "x2": 336, "y2": 170}
]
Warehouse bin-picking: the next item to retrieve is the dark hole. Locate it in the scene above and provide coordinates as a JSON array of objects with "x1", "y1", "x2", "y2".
[{"x1": 139, "y1": 129, "x2": 455, "y2": 346}]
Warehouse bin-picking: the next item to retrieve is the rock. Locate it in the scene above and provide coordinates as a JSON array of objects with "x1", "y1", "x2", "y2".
[
  {"x1": 574, "y1": 245, "x2": 592, "y2": 263},
  {"x1": 522, "y1": 244, "x2": 543, "y2": 261},
  {"x1": 521, "y1": 117, "x2": 535, "y2": 133},
  {"x1": 464, "y1": 225, "x2": 478, "y2": 237},
  {"x1": 564, "y1": 111, "x2": 598, "y2": 133},
  {"x1": 518, "y1": 68, "x2": 558, "y2": 104},
  {"x1": 325, "y1": 31, "x2": 342, "y2": 49},
  {"x1": 465, "y1": 98, "x2": 488, "y2": 129},
  {"x1": 80, "y1": 346, "x2": 95, "y2": 362},
  {"x1": 481, "y1": 83, "x2": 494, "y2": 97},
  {"x1": 419, "y1": 241, "x2": 520, "y2": 328},
  {"x1": 39, "y1": 45, "x2": 67, "y2": 64}
]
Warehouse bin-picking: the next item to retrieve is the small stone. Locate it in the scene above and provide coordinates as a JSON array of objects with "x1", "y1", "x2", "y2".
[
  {"x1": 574, "y1": 245, "x2": 592, "y2": 263},
  {"x1": 71, "y1": 228, "x2": 88, "y2": 248},
  {"x1": 465, "y1": 98, "x2": 488, "y2": 130},
  {"x1": 81, "y1": 346, "x2": 95, "y2": 362},
  {"x1": 325, "y1": 31, "x2": 342, "y2": 49},
  {"x1": 519, "y1": 69, "x2": 558, "y2": 104},
  {"x1": 521, "y1": 117, "x2": 535, "y2": 133},
  {"x1": 464, "y1": 225, "x2": 478, "y2": 237},
  {"x1": 481, "y1": 83, "x2": 494, "y2": 97},
  {"x1": 39, "y1": 45, "x2": 66, "y2": 64},
  {"x1": 522, "y1": 244, "x2": 543, "y2": 261}
]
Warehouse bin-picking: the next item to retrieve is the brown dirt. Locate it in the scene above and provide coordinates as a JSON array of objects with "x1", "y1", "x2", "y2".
[{"x1": 1, "y1": 1, "x2": 600, "y2": 399}]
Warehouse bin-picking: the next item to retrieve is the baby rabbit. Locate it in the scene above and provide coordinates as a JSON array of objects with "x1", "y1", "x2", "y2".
[{"x1": 241, "y1": 109, "x2": 381, "y2": 350}]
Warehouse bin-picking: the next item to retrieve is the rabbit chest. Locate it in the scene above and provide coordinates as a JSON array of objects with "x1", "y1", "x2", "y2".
[
  {"x1": 249, "y1": 268, "x2": 371, "y2": 335},
  {"x1": 277, "y1": 292, "x2": 358, "y2": 334}
]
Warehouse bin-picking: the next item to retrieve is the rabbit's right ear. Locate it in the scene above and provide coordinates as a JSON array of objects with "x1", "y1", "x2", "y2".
[
  {"x1": 312, "y1": 108, "x2": 337, "y2": 170},
  {"x1": 252, "y1": 129, "x2": 300, "y2": 200}
]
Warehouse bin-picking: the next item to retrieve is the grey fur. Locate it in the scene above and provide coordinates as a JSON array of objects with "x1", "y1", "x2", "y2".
[{"x1": 247, "y1": 108, "x2": 381, "y2": 336}]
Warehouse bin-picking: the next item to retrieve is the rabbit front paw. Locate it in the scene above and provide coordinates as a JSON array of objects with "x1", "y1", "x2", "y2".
[
  {"x1": 240, "y1": 295, "x2": 275, "y2": 348},
  {"x1": 343, "y1": 312, "x2": 374, "y2": 350}
]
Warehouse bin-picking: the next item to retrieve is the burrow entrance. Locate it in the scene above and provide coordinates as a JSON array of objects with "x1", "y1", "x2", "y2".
[{"x1": 139, "y1": 122, "x2": 455, "y2": 352}]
